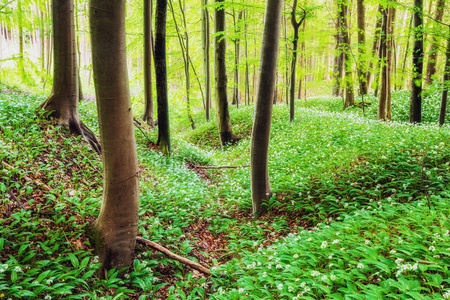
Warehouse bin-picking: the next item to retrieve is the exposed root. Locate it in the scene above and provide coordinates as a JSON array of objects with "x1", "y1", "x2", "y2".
[{"x1": 136, "y1": 237, "x2": 212, "y2": 276}]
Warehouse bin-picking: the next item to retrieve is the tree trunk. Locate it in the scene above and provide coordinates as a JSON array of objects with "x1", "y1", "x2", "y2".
[
  {"x1": 438, "y1": 30, "x2": 450, "y2": 126},
  {"x1": 425, "y1": 0, "x2": 445, "y2": 84},
  {"x1": 357, "y1": 0, "x2": 367, "y2": 95},
  {"x1": 340, "y1": 0, "x2": 354, "y2": 109},
  {"x1": 89, "y1": 0, "x2": 139, "y2": 276},
  {"x1": 232, "y1": 10, "x2": 242, "y2": 107},
  {"x1": 409, "y1": 0, "x2": 423, "y2": 123},
  {"x1": 214, "y1": 0, "x2": 233, "y2": 146},
  {"x1": 332, "y1": 0, "x2": 344, "y2": 97},
  {"x1": 289, "y1": 0, "x2": 305, "y2": 121},
  {"x1": 201, "y1": 0, "x2": 211, "y2": 121},
  {"x1": 251, "y1": 0, "x2": 282, "y2": 218},
  {"x1": 40, "y1": 0, "x2": 99, "y2": 153},
  {"x1": 155, "y1": 0, "x2": 171, "y2": 155},
  {"x1": 18, "y1": 0, "x2": 26, "y2": 82},
  {"x1": 378, "y1": 8, "x2": 388, "y2": 120},
  {"x1": 142, "y1": 0, "x2": 155, "y2": 126},
  {"x1": 244, "y1": 9, "x2": 250, "y2": 106},
  {"x1": 366, "y1": 5, "x2": 383, "y2": 92}
]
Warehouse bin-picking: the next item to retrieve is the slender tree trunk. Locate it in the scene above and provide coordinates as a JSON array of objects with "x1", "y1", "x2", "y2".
[
  {"x1": 18, "y1": 0, "x2": 26, "y2": 82},
  {"x1": 40, "y1": 8, "x2": 46, "y2": 84},
  {"x1": 201, "y1": 0, "x2": 211, "y2": 121},
  {"x1": 340, "y1": 0, "x2": 354, "y2": 109},
  {"x1": 232, "y1": 10, "x2": 242, "y2": 107},
  {"x1": 40, "y1": 0, "x2": 99, "y2": 152},
  {"x1": 357, "y1": 0, "x2": 367, "y2": 95},
  {"x1": 284, "y1": 4, "x2": 289, "y2": 104},
  {"x1": 142, "y1": 0, "x2": 155, "y2": 126},
  {"x1": 409, "y1": 0, "x2": 423, "y2": 123},
  {"x1": 438, "y1": 29, "x2": 450, "y2": 126},
  {"x1": 244, "y1": 9, "x2": 250, "y2": 106},
  {"x1": 215, "y1": 0, "x2": 233, "y2": 145},
  {"x1": 89, "y1": 0, "x2": 139, "y2": 276},
  {"x1": 400, "y1": 13, "x2": 413, "y2": 90},
  {"x1": 378, "y1": 8, "x2": 388, "y2": 120},
  {"x1": 289, "y1": 0, "x2": 305, "y2": 121},
  {"x1": 251, "y1": 0, "x2": 282, "y2": 218},
  {"x1": 332, "y1": 0, "x2": 344, "y2": 97},
  {"x1": 155, "y1": 0, "x2": 171, "y2": 155},
  {"x1": 366, "y1": 5, "x2": 383, "y2": 92},
  {"x1": 425, "y1": 0, "x2": 445, "y2": 84}
]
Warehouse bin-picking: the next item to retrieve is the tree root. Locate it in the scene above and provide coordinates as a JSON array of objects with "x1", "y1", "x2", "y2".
[{"x1": 136, "y1": 237, "x2": 212, "y2": 276}]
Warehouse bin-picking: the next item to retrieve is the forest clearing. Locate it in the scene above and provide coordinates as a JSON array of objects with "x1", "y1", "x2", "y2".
[{"x1": 2, "y1": 0, "x2": 450, "y2": 298}]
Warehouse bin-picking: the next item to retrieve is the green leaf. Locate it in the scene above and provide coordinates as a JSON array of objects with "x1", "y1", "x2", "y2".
[{"x1": 67, "y1": 253, "x2": 79, "y2": 268}]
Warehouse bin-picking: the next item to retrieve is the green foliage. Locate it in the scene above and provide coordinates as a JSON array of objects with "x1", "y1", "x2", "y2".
[{"x1": 3, "y1": 91, "x2": 450, "y2": 299}]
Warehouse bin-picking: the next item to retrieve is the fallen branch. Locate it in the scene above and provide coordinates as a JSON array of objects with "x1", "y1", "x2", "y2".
[
  {"x1": 136, "y1": 237, "x2": 211, "y2": 276},
  {"x1": 195, "y1": 164, "x2": 249, "y2": 169},
  {"x1": 418, "y1": 260, "x2": 438, "y2": 265}
]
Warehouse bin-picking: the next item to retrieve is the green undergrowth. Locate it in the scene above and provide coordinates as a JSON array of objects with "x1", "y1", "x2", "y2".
[{"x1": 2, "y1": 91, "x2": 450, "y2": 299}]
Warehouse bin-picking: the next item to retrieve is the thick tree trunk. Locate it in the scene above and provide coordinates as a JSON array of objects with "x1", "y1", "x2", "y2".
[
  {"x1": 438, "y1": 30, "x2": 450, "y2": 126},
  {"x1": 251, "y1": 0, "x2": 282, "y2": 218},
  {"x1": 89, "y1": 0, "x2": 139, "y2": 276},
  {"x1": 201, "y1": 0, "x2": 211, "y2": 121},
  {"x1": 378, "y1": 8, "x2": 388, "y2": 120},
  {"x1": 142, "y1": 0, "x2": 155, "y2": 126},
  {"x1": 155, "y1": 0, "x2": 171, "y2": 155},
  {"x1": 409, "y1": 0, "x2": 423, "y2": 123},
  {"x1": 40, "y1": 0, "x2": 99, "y2": 153},
  {"x1": 214, "y1": 0, "x2": 233, "y2": 146},
  {"x1": 425, "y1": 0, "x2": 445, "y2": 84},
  {"x1": 357, "y1": 0, "x2": 367, "y2": 95}
]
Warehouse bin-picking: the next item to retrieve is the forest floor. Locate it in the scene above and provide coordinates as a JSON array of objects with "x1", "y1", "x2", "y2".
[{"x1": 2, "y1": 89, "x2": 450, "y2": 299}]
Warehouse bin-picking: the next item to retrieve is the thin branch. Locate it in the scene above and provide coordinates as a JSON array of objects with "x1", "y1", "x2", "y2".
[
  {"x1": 136, "y1": 237, "x2": 212, "y2": 275},
  {"x1": 195, "y1": 164, "x2": 249, "y2": 169}
]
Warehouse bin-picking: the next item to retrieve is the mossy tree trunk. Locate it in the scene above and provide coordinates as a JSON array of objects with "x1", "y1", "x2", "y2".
[
  {"x1": 40, "y1": 0, "x2": 100, "y2": 153},
  {"x1": 89, "y1": 0, "x2": 140, "y2": 276},
  {"x1": 251, "y1": 0, "x2": 283, "y2": 218}
]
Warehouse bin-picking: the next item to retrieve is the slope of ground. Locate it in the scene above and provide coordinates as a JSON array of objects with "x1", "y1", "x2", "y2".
[{"x1": 1, "y1": 92, "x2": 450, "y2": 299}]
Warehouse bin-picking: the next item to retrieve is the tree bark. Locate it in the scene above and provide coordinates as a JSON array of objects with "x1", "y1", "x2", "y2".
[
  {"x1": 214, "y1": 0, "x2": 233, "y2": 146},
  {"x1": 409, "y1": 0, "x2": 423, "y2": 123},
  {"x1": 425, "y1": 0, "x2": 445, "y2": 84},
  {"x1": 155, "y1": 0, "x2": 171, "y2": 156},
  {"x1": 142, "y1": 0, "x2": 155, "y2": 126},
  {"x1": 366, "y1": 5, "x2": 383, "y2": 92},
  {"x1": 201, "y1": 0, "x2": 211, "y2": 121},
  {"x1": 332, "y1": 0, "x2": 344, "y2": 97},
  {"x1": 339, "y1": 0, "x2": 354, "y2": 109},
  {"x1": 289, "y1": 0, "x2": 305, "y2": 122},
  {"x1": 232, "y1": 10, "x2": 242, "y2": 107},
  {"x1": 438, "y1": 30, "x2": 450, "y2": 126},
  {"x1": 89, "y1": 0, "x2": 139, "y2": 275},
  {"x1": 357, "y1": 0, "x2": 367, "y2": 95},
  {"x1": 251, "y1": 0, "x2": 282, "y2": 218},
  {"x1": 40, "y1": 0, "x2": 100, "y2": 153}
]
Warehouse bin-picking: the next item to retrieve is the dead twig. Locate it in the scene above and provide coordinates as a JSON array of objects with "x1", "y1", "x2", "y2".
[
  {"x1": 195, "y1": 164, "x2": 249, "y2": 169},
  {"x1": 136, "y1": 236, "x2": 212, "y2": 276},
  {"x1": 418, "y1": 260, "x2": 438, "y2": 265}
]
